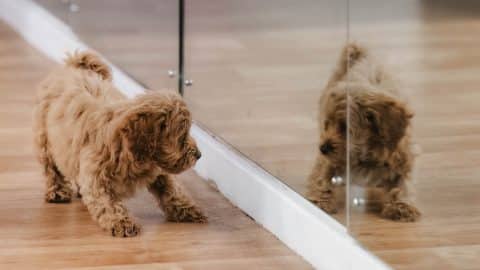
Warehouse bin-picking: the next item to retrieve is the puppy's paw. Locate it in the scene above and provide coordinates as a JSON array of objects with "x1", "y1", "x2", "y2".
[
  {"x1": 381, "y1": 201, "x2": 420, "y2": 222},
  {"x1": 165, "y1": 205, "x2": 208, "y2": 223},
  {"x1": 313, "y1": 200, "x2": 338, "y2": 214},
  {"x1": 111, "y1": 217, "x2": 141, "y2": 237},
  {"x1": 45, "y1": 189, "x2": 72, "y2": 203},
  {"x1": 307, "y1": 191, "x2": 338, "y2": 214}
]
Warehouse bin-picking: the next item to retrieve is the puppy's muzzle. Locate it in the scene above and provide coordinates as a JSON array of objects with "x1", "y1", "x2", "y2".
[{"x1": 320, "y1": 142, "x2": 334, "y2": 155}]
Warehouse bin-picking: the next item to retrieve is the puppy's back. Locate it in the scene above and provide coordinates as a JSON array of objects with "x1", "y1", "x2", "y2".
[{"x1": 34, "y1": 51, "x2": 116, "y2": 180}]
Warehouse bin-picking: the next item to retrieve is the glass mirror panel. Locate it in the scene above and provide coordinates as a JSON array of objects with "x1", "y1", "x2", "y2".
[
  {"x1": 184, "y1": 0, "x2": 349, "y2": 224},
  {"x1": 347, "y1": 1, "x2": 480, "y2": 268}
]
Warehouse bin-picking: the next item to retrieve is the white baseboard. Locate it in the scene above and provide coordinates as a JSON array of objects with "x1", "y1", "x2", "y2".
[{"x1": 0, "y1": 1, "x2": 391, "y2": 269}]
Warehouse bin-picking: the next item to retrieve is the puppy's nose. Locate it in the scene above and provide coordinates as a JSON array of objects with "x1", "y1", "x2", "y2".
[
  {"x1": 194, "y1": 149, "x2": 202, "y2": 160},
  {"x1": 320, "y1": 142, "x2": 334, "y2": 155}
]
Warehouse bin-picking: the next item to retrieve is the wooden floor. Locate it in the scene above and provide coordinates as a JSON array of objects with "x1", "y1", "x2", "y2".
[
  {"x1": 31, "y1": 1, "x2": 480, "y2": 269},
  {"x1": 0, "y1": 22, "x2": 312, "y2": 269}
]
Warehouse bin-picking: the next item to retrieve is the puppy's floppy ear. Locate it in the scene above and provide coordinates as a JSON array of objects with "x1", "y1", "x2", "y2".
[
  {"x1": 364, "y1": 109, "x2": 381, "y2": 135},
  {"x1": 118, "y1": 109, "x2": 168, "y2": 162},
  {"x1": 364, "y1": 100, "x2": 412, "y2": 149},
  {"x1": 114, "y1": 91, "x2": 188, "y2": 163}
]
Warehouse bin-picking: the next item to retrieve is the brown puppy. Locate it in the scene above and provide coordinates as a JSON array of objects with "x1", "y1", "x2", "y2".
[
  {"x1": 306, "y1": 44, "x2": 420, "y2": 222},
  {"x1": 34, "y1": 51, "x2": 206, "y2": 237}
]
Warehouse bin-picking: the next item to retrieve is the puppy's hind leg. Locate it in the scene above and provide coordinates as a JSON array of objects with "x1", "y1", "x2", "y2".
[
  {"x1": 34, "y1": 101, "x2": 72, "y2": 203},
  {"x1": 148, "y1": 174, "x2": 207, "y2": 223},
  {"x1": 43, "y1": 156, "x2": 72, "y2": 203}
]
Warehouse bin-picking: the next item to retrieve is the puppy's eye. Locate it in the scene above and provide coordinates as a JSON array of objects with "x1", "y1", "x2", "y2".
[
  {"x1": 179, "y1": 134, "x2": 188, "y2": 145},
  {"x1": 365, "y1": 111, "x2": 380, "y2": 133},
  {"x1": 365, "y1": 111, "x2": 375, "y2": 123},
  {"x1": 338, "y1": 121, "x2": 346, "y2": 134}
]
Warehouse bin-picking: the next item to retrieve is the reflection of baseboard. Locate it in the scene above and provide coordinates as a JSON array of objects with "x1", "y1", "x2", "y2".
[
  {"x1": 0, "y1": 0, "x2": 390, "y2": 269},
  {"x1": 0, "y1": 0, "x2": 144, "y2": 98}
]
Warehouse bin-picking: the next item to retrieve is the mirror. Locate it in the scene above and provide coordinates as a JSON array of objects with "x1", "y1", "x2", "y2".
[
  {"x1": 183, "y1": 0, "x2": 349, "y2": 224},
  {"x1": 346, "y1": 0, "x2": 480, "y2": 268}
]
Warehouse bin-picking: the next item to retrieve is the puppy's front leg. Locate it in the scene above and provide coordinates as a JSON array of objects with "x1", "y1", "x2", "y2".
[
  {"x1": 306, "y1": 157, "x2": 340, "y2": 214},
  {"x1": 80, "y1": 177, "x2": 140, "y2": 237},
  {"x1": 148, "y1": 174, "x2": 207, "y2": 223},
  {"x1": 380, "y1": 182, "x2": 420, "y2": 222}
]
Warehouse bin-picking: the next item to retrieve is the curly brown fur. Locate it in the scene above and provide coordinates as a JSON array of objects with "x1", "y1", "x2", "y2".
[
  {"x1": 34, "y1": 51, "x2": 206, "y2": 237},
  {"x1": 307, "y1": 43, "x2": 420, "y2": 222}
]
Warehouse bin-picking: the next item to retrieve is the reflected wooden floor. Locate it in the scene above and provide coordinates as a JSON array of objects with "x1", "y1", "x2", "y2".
[
  {"x1": 0, "y1": 22, "x2": 312, "y2": 269},
  {"x1": 347, "y1": 16, "x2": 480, "y2": 270}
]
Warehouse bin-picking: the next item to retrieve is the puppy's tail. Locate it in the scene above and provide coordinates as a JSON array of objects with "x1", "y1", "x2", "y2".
[
  {"x1": 326, "y1": 42, "x2": 368, "y2": 88},
  {"x1": 342, "y1": 42, "x2": 368, "y2": 68},
  {"x1": 65, "y1": 50, "x2": 112, "y2": 81}
]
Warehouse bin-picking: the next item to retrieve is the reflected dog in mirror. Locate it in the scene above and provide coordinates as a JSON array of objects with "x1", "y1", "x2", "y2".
[{"x1": 307, "y1": 43, "x2": 420, "y2": 222}]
